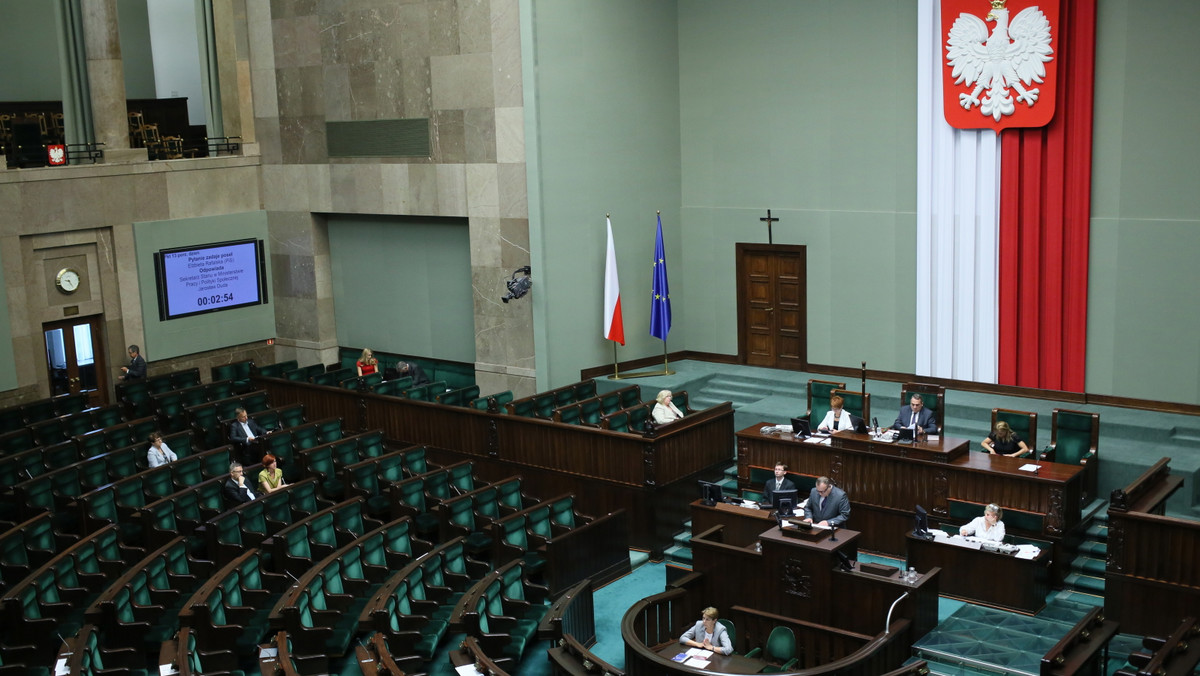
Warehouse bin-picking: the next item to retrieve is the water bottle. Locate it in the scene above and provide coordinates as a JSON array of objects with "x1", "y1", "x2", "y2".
[{"x1": 907, "y1": 567, "x2": 917, "y2": 584}]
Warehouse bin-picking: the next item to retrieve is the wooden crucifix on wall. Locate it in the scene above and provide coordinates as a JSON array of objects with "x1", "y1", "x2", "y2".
[{"x1": 760, "y1": 209, "x2": 780, "y2": 244}]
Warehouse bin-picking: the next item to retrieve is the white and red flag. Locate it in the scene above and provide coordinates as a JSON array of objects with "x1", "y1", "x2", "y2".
[{"x1": 603, "y1": 217, "x2": 625, "y2": 346}]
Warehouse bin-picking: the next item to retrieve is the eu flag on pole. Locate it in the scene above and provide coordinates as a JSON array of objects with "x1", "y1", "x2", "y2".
[{"x1": 649, "y1": 212, "x2": 672, "y2": 341}]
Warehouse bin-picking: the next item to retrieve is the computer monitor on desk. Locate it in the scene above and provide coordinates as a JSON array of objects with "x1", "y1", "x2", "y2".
[
  {"x1": 771, "y1": 488, "x2": 798, "y2": 515},
  {"x1": 790, "y1": 418, "x2": 811, "y2": 438},
  {"x1": 698, "y1": 480, "x2": 723, "y2": 507}
]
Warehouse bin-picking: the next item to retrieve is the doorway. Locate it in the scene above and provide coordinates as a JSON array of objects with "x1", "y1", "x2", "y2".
[
  {"x1": 736, "y1": 244, "x2": 807, "y2": 370},
  {"x1": 43, "y1": 316, "x2": 108, "y2": 406}
]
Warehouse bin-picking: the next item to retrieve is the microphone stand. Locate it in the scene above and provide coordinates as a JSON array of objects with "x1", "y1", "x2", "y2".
[{"x1": 829, "y1": 525, "x2": 838, "y2": 542}]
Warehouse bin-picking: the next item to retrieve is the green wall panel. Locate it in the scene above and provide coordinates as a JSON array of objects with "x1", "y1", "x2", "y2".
[
  {"x1": 525, "y1": 0, "x2": 682, "y2": 387},
  {"x1": 134, "y1": 212, "x2": 274, "y2": 361},
  {"x1": 327, "y1": 215, "x2": 475, "y2": 363},
  {"x1": 0, "y1": 0, "x2": 61, "y2": 101},
  {"x1": 677, "y1": 0, "x2": 919, "y2": 369},
  {"x1": 1086, "y1": 0, "x2": 1200, "y2": 404}
]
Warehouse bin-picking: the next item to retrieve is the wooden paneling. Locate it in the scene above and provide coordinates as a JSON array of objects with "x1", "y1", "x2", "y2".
[
  {"x1": 737, "y1": 244, "x2": 808, "y2": 370},
  {"x1": 252, "y1": 376, "x2": 735, "y2": 556}
]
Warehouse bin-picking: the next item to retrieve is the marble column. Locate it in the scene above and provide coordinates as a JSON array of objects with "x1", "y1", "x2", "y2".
[{"x1": 81, "y1": 0, "x2": 145, "y2": 162}]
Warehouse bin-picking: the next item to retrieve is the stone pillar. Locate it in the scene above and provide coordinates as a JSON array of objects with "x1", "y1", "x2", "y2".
[{"x1": 81, "y1": 0, "x2": 146, "y2": 162}]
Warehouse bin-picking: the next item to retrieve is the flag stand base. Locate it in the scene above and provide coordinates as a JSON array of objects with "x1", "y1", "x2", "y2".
[
  {"x1": 608, "y1": 346, "x2": 673, "y2": 379},
  {"x1": 609, "y1": 368, "x2": 674, "y2": 380}
]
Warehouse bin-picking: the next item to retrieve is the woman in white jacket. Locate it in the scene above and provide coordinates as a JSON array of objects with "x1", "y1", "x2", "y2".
[{"x1": 652, "y1": 389, "x2": 684, "y2": 424}]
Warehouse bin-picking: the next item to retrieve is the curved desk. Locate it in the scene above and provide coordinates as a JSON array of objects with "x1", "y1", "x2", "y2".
[{"x1": 736, "y1": 422, "x2": 1084, "y2": 580}]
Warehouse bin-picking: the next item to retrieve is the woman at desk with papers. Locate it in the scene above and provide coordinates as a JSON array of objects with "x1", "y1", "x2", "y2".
[
  {"x1": 679, "y1": 607, "x2": 733, "y2": 655},
  {"x1": 816, "y1": 395, "x2": 862, "y2": 433},
  {"x1": 959, "y1": 503, "x2": 1006, "y2": 542}
]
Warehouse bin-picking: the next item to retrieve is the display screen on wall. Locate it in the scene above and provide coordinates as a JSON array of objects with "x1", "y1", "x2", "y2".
[{"x1": 154, "y1": 239, "x2": 268, "y2": 320}]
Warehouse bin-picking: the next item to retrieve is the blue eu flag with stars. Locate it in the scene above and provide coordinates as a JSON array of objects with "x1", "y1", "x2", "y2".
[{"x1": 650, "y1": 213, "x2": 672, "y2": 341}]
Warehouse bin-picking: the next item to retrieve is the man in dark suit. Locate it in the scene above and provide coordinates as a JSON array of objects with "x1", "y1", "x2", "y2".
[
  {"x1": 229, "y1": 407, "x2": 268, "y2": 464},
  {"x1": 119, "y1": 344, "x2": 146, "y2": 381},
  {"x1": 891, "y1": 394, "x2": 938, "y2": 434},
  {"x1": 803, "y1": 476, "x2": 850, "y2": 528},
  {"x1": 223, "y1": 462, "x2": 257, "y2": 506},
  {"x1": 398, "y1": 361, "x2": 430, "y2": 386},
  {"x1": 762, "y1": 461, "x2": 796, "y2": 506}
]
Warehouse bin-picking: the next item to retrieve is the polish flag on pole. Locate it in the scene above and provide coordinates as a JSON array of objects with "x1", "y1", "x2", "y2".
[{"x1": 603, "y1": 217, "x2": 625, "y2": 345}]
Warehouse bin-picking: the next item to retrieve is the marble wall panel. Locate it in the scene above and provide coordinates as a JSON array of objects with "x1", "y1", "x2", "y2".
[
  {"x1": 465, "y1": 163, "x2": 498, "y2": 218},
  {"x1": 401, "y1": 56, "x2": 433, "y2": 118},
  {"x1": 0, "y1": 185, "x2": 19, "y2": 236},
  {"x1": 268, "y1": 210, "x2": 319, "y2": 256},
  {"x1": 434, "y1": 109, "x2": 466, "y2": 164},
  {"x1": 165, "y1": 166, "x2": 261, "y2": 219},
  {"x1": 496, "y1": 162, "x2": 526, "y2": 219},
  {"x1": 131, "y1": 171, "x2": 171, "y2": 222},
  {"x1": 499, "y1": 217, "x2": 529, "y2": 270},
  {"x1": 279, "y1": 116, "x2": 328, "y2": 164},
  {"x1": 256, "y1": 117, "x2": 284, "y2": 165},
  {"x1": 436, "y1": 164, "x2": 468, "y2": 216},
  {"x1": 408, "y1": 164, "x2": 439, "y2": 215},
  {"x1": 374, "y1": 58, "x2": 406, "y2": 119},
  {"x1": 463, "y1": 108, "x2": 496, "y2": 164},
  {"x1": 324, "y1": 64, "x2": 353, "y2": 120},
  {"x1": 380, "y1": 164, "x2": 412, "y2": 214},
  {"x1": 428, "y1": 0, "x2": 462, "y2": 57},
  {"x1": 468, "y1": 216, "x2": 501, "y2": 268},
  {"x1": 458, "y1": 0, "x2": 492, "y2": 54},
  {"x1": 489, "y1": 0, "x2": 522, "y2": 108},
  {"x1": 306, "y1": 164, "x2": 334, "y2": 212},
  {"x1": 431, "y1": 53, "x2": 495, "y2": 110},
  {"x1": 276, "y1": 66, "x2": 327, "y2": 118}
]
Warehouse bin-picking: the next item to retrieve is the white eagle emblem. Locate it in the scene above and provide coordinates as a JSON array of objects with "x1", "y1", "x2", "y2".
[
  {"x1": 49, "y1": 146, "x2": 65, "y2": 164},
  {"x1": 946, "y1": 0, "x2": 1054, "y2": 122}
]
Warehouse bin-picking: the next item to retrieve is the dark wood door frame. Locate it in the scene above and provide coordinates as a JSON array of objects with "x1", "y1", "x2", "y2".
[
  {"x1": 736, "y1": 243, "x2": 808, "y2": 370},
  {"x1": 42, "y1": 315, "x2": 108, "y2": 407}
]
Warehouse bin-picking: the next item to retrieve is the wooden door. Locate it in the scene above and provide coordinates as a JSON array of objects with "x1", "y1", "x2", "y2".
[
  {"x1": 43, "y1": 316, "x2": 108, "y2": 407},
  {"x1": 736, "y1": 244, "x2": 807, "y2": 370}
]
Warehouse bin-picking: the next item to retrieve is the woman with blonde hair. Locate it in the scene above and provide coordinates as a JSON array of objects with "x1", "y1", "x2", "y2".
[
  {"x1": 652, "y1": 389, "x2": 684, "y2": 424},
  {"x1": 981, "y1": 421, "x2": 1031, "y2": 457},
  {"x1": 356, "y1": 348, "x2": 378, "y2": 376},
  {"x1": 960, "y1": 503, "x2": 1006, "y2": 542}
]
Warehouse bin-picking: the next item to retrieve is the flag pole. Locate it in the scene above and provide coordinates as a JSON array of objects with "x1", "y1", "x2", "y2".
[{"x1": 610, "y1": 340, "x2": 622, "y2": 380}]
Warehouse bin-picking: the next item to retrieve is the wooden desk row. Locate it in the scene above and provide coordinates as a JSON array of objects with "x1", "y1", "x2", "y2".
[{"x1": 736, "y1": 424, "x2": 1085, "y2": 565}]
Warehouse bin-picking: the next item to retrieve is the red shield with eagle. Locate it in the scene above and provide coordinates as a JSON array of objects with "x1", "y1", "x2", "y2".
[{"x1": 942, "y1": 0, "x2": 1060, "y2": 131}]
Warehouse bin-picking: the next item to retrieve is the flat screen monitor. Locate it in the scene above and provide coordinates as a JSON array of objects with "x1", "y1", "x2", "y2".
[
  {"x1": 913, "y1": 504, "x2": 931, "y2": 538},
  {"x1": 698, "y1": 480, "x2": 723, "y2": 507},
  {"x1": 771, "y1": 488, "x2": 798, "y2": 515},
  {"x1": 790, "y1": 417, "x2": 811, "y2": 437},
  {"x1": 154, "y1": 238, "x2": 268, "y2": 320},
  {"x1": 897, "y1": 426, "x2": 915, "y2": 442}
]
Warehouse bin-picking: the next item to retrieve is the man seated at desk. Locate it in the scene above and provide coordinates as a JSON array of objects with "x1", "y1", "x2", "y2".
[
  {"x1": 891, "y1": 394, "x2": 938, "y2": 434},
  {"x1": 762, "y1": 461, "x2": 796, "y2": 506},
  {"x1": 803, "y1": 476, "x2": 850, "y2": 528},
  {"x1": 229, "y1": 407, "x2": 269, "y2": 464}
]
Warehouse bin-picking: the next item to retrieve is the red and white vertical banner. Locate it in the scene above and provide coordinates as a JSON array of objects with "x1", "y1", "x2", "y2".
[
  {"x1": 918, "y1": 0, "x2": 1093, "y2": 391},
  {"x1": 917, "y1": 0, "x2": 1003, "y2": 384},
  {"x1": 996, "y1": 0, "x2": 1095, "y2": 392},
  {"x1": 603, "y1": 217, "x2": 625, "y2": 346}
]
